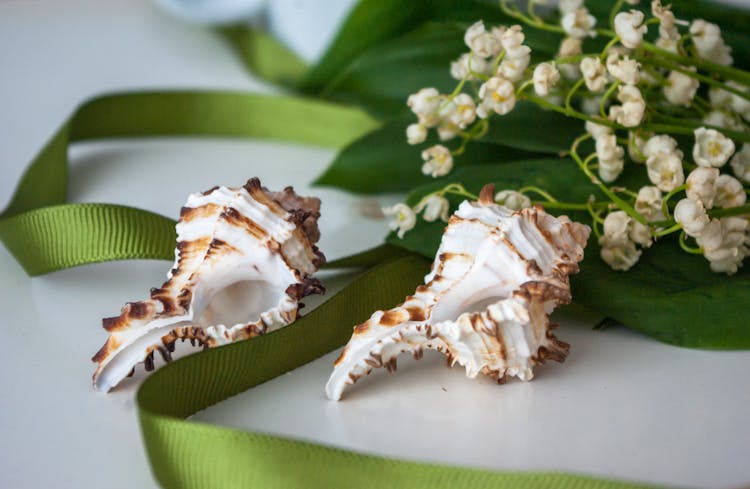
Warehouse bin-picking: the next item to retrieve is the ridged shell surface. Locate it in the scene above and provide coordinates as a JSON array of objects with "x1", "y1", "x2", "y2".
[
  {"x1": 326, "y1": 185, "x2": 590, "y2": 400},
  {"x1": 93, "y1": 178, "x2": 325, "y2": 392}
]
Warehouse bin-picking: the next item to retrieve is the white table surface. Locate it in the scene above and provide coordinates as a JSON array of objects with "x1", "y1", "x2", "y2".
[{"x1": 1, "y1": 2, "x2": 749, "y2": 488}]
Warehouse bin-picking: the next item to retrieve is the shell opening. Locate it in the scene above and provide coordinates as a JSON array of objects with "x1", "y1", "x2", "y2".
[{"x1": 197, "y1": 279, "x2": 284, "y2": 328}]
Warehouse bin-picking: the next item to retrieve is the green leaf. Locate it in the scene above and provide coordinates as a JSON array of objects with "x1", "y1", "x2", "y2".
[
  {"x1": 481, "y1": 102, "x2": 584, "y2": 153},
  {"x1": 314, "y1": 115, "x2": 546, "y2": 194},
  {"x1": 385, "y1": 160, "x2": 750, "y2": 349}
]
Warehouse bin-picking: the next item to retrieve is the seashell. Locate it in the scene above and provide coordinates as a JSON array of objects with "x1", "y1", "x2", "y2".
[
  {"x1": 92, "y1": 178, "x2": 325, "y2": 392},
  {"x1": 326, "y1": 184, "x2": 590, "y2": 400}
]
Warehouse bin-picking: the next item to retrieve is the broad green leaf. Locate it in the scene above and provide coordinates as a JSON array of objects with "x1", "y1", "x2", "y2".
[
  {"x1": 482, "y1": 102, "x2": 585, "y2": 153},
  {"x1": 385, "y1": 161, "x2": 750, "y2": 349},
  {"x1": 314, "y1": 115, "x2": 546, "y2": 194}
]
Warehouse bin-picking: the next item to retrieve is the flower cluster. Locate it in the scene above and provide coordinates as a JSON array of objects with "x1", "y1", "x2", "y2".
[{"x1": 396, "y1": 0, "x2": 750, "y2": 275}]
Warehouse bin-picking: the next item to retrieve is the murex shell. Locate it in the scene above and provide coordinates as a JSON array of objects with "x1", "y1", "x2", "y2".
[
  {"x1": 326, "y1": 184, "x2": 590, "y2": 400},
  {"x1": 93, "y1": 178, "x2": 325, "y2": 392}
]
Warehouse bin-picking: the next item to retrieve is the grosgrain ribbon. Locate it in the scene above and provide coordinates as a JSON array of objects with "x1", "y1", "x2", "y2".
[{"x1": 0, "y1": 90, "x2": 668, "y2": 489}]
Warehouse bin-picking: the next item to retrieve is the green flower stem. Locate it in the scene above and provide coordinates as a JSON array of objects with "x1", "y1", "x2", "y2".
[
  {"x1": 600, "y1": 81, "x2": 620, "y2": 117},
  {"x1": 440, "y1": 184, "x2": 478, "y2": 201},
  {"x1": 571, "y1": 133, "x2": 648, "y2": 225},
  {"x1": 565, "y1": 78, "x2": 585, "y2": 113},
  {"x1": 679, "y1": 231, "x2": 704, "y2": 254},
  {"x1": 641, "y1": 55, "x2": 750, "y2": 103},
  {"x1": 647, "y1": 114, "x2": 750, "y2": 144},
  {"x1": 609, "y1": 0, "x2": 625, "y2": 29},
  {"x1": 661, "y1": 184, "x2": 688, "y2": 220},
  {"x1": 600, "y1": 36, "x2": 622, "y2": 60},
  {"x1": 535, "y1": 201, "x2": 593, "y2": 211},
  {"x1": 500, "y1": 0, "x2": 566, "y2": 35},
  {"x1": 518, "y1": 186, "x2": 559, "y2": 202},
  {"x1": 676, "y1": 33, "x2": 693, "y2": 57},
  {"x1": 640, "y1": 41, "x2": 750, "y2": 87},
  {"x1": 654, "y1": 222, "x2": 683, "y2": 237},
  {"x1": 516, "y1": 79, "x2": 534, "y2": 98},
  {"x1": 708, "y1": 204, "x2": 750, "y2": 218}
]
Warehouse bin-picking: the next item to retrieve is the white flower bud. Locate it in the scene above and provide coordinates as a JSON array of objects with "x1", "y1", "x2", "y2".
[
  {"x1": 408, "y1": 87, "x2": 440, "y2": 116},
  {"x1": 709, "y1": 87, "x2": 733, "y2": 109},
  {"x1": 558, "y1": 0, "x2": 583, "y2": 14},
  {"x1": 730, "y1": 144, "x2": 750, "y2": 183},
  {"x1": 615, "y1": 10, "x2": 647, "y2": 49},
  {"x1": 603, "y1": 211, "x2": 631, "y2": 244},
  {"x1": 586, "y1": 120, "x2": 613, "y2": 139},
  {"x1": 726, "y1": 81, "x2": 750, "y2": 121},
  {"x1": 664, "y1": 68, "x2": 699, "y2": 107},
  {"x1": 421, "y1": 145, "x2": 453, "y2": 177},
  {"x1": 494, "y1": 190, "x2": 531, "y2": 210},
  {"x1": 643, "y1": 134, "x2": 679, "y2": 159},
  {"x1": 533, "y1": 63, "x2": 560, "y2": 96},
  {"x1": 501, "y1": 25, "x2": 527, "y2": 58},
  {"x1": 477, "y1": 77, "x2": 516, "y2": 118},
  {"x1": 441, "y1": 93, "x2": 476, "y2": 129},
  {"x1": 635, "y1": 185, "x2": 665, "y2": 222},
  {"x1": 383, "y1": 203, "x2": 416, "y2": 239},
  {"x1": 609, "y1": 85, "x2": 645, "y2": 127},
  {"x1": 674, "y1": 198, "x2": 710, "y2": 237},
  {"x1": 692, "y1": 127, "x2": 735, "y2": 168},
  {"x1": 464, "y1": 21, "x2": 502, "y2": 58},
  {"x1": 414, "y1": 194, "x2": 450, "y2": 222},
  {"x1": 686, "y1": 167, "x2": 719, "y2": 209},
  {"x1": 450, "y1": 53, "x2": 492, "y2": 81},
  {"x1": 580, "y1": 57, "x2": 608, "y2": 93},
  {"x1": 646, "y1": 151, "x2": 685, "y2": 192},
  {"x1": 714, "y1": 174, "x2": 747, "y2": 208},
  {"x1": 629, "y1": 220, "x2": 653, "y2": 247},
  {"x1": 562, "y1": 7, "x2": 597, "y2": 40},
  {"x1": 702, "y1": 110, "x2": 743, "y2": 132},
  {"x1": 599, "y1": 157, "x2": 625, "y2": 183},
  {"x1": 606, "y1": 53, "x2": 640, "y2": 85},
  {"x1": 406, "y1": 123, "x2": 427, "y2": 145},
  {"x1": 596, "y1": 133, "x2": 624, "y2": 161},
  {"x1": 690, "y1": 20, "x2": 733, "y2": 66},
  {"x1": 695, "y1": 219, "x2": 723, "y2": 252},
  {"x1": 498, "y1": 50, "x2": 531, "y2": 82},
  {"x1": 599, "y1": 234, "x2": 641, "y2": 271}
]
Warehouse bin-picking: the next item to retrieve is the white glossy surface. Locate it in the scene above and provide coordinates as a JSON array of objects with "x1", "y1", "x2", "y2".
[{"x1": 1, "y1": 2, "x2": 749, "y2": 489}]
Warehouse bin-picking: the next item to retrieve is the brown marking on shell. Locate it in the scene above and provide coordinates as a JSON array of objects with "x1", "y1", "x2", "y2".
[
  {"x1": 384, "y1": 357, "x2": 398, "y2": 373},
  {"x1": 201, "y1": 185, "x2": 220, "y2": 196},
  {"x1": 353, "y1": 322, "x2": 370, "y2": 335},
  {"x1": 220, "y1": 207, "x2": 267, "y2": 240},
  {"x1": 516, "y1": 281, "x2": 572, "y2": 305},
  {"x1": 102, "y1": 301, "x2": 154, "y2": 332},
  {"x1": 91, "y1": 336, "x2": 121, "y2": 364},
  {"x1": 380, "y1": 309, "x2": 409, "y2": 327},
  {"x1": 285, "y1": 277, "x2": 325, "y2": 301},
  {"x1": 180, "y1": 203, "x2": 221, "y2": 221},
  {"x1": 406, "y1": 306, "x2": 426, "y2": 322},
  {"x1": 478, "y1": 183, "x2": 496, "y2": 205},
  {"x1": 334, "y1": 346, "x2": 349, "y2": 367},
  {"x1": 526, "y1": 259, "x2": 544, "y2": 277},
  {"x1": 206, "y1": 238, "x2": 242, "y2": 257}
]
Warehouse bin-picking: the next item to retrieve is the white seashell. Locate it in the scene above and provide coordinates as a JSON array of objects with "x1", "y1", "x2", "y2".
[
  {"x1": 326, "y1": 184, "x2": 590, "y2": 400},
  {"x1": 92, "y1": 178, "x2": 325, "y2": 392}
]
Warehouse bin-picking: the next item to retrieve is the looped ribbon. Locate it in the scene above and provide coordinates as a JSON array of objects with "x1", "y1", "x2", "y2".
[{"x1": 0, "y1": 55, "x2": 665, "y2": 489}]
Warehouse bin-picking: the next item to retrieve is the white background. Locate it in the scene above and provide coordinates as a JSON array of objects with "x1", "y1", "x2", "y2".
[{"x1": 1, "y1": 1, "x2": 749, "y2": 488}]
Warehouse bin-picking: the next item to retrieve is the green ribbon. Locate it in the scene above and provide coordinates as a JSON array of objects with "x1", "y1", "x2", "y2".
[{"x1": 0, "y1": 90, "x2": 668, "y2": 488}]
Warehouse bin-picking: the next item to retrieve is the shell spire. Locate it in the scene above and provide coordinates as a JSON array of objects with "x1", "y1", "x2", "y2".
[
  {"x1": 326, "y1": 185, "x2": 590, "y2": 400},
  {"x1": 92, "y1": 178, "x2": 325, "y2": 392}
]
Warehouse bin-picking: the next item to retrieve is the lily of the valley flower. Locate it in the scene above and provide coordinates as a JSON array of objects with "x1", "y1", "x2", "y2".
[
  {"x1": 686, "y1": 167, "x2": 719, "y2": 208},
  {"x1": 586, "y1": 120, "x2": 613, "y2": 139},
  {"x1": 383, "y1": 203, "x2": 416, "y2": 238},
  {"x1": 599, "y1": 235, "x2": 641, "y2": 271},
  {"x1": 498, "y1": 51, "x2": 531, "y2": 82},
  {"x1": 606, "y1": 54, "x2": 640, "y2": 85},
  {"x1": 557, "y1": 36, "x2": 582, "y2": 79},
  {"x1": 407, "y1": 87, "x2": 441, "y2": 127},
  {"x1": 450, "y1": 53, "x2": 492, "y2": 81},
  {"x1": 646, "y1": 150, "x2": 685, "y2": 191},
  {"x1": 692, "y1": 127, "x2": 735, "y2": 168},
  {"x1": 421, "y1": 145, "x2": 454, "y2": 177},
  {"x1": 730, "y1": 144, "x2": 750, "y2": 183},
  {"x1": 643, "y1": 134, "x2": 680, "y2": 159},
  {"x1": 603, "y1": 211, "x2": 631, "y2": 244},
  {"x1": 464, "y1": 20, "x2": 502, "y2": 58},
  {"x1": 494, "y1": 190, "x2": 531, "y2": 210},
  {"x1": 500, "y1": 25, "x2": 528, "y2": 58},
  {"x1": 664, "y1": 68, "x2": 699, "y2": 107},
  {"x1": 714, "y1": 174, "x2": 747, "y2": 208},
  {"x1": 614, "y1": 10, "x2": 647, "y2": 49},
  {"x1": 580, "y1": 57, "x2": 608, "y2": 92},
  {"x1": 414, "y1": 194, "x2": 450, "y2": 222},
  {"x1": 652, "y1": 0, "x2": 679, "y2": 41},
  {"x1": 562, "y1": 7, "x2": 597, "y2": 40},
  {"x1": 533, "y1": 63, "x2": 560, "y2": 96},
  {"x1": 609, "y1": 85, "x2": 646, "y2": 127},
  {"x1": 477, "y1": 76, "x2": 516, "y2": 117},
  {"x1": 441, "y1": 93, "x2": 477, "y2": 129},
  {"x1": 674, "y1": 198, "x2": 710, "y2": 237},
  {"x1": 635, "y1": 185, "x2": 665, "y2": 222},
  {"x1": 406, "y1": 123, "x2": 427, "y2": 145},
  {"x1": 628, "y1": 131, "x2": 649, "y2": 163},
  {"x1": 690, "y1": 19, "x2": 733, "y2": 66},
  {"x1": 726, "y1": 81, "x2": 750, "y2": 121},
  {"x1": 702, "y1": 110, "x2": 743, "y2": 132},
  {"x1": 558, "y1": 0, "x2": 582, "y2": 15}
]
